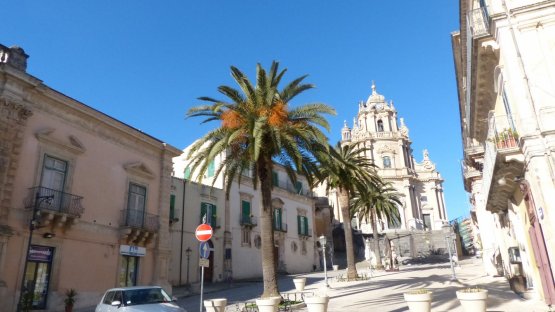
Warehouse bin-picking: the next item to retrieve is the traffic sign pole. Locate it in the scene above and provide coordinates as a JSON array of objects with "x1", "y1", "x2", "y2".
[
  {"x1": 200, "y1": 264, "x2": 204, "y2": 312},
  {"x1": 195, "y1": 224, "x2": 212, "y2": 312}
]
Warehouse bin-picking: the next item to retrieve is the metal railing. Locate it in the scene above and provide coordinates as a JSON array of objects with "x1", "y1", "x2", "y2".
[
  {"x1": 273, "y1": 222, "x2": 288, "y2": 232},
  {"x1": 240, "y1": 214, "x2": 257, "y2": 226},
  {"x1": 469, "y1": 6, "x2": 490, "y2": 37},
  {"x1": 27, "y1": 186, "x2": 84, "y2": 217},
  {"x1": 299, "y1": 227, "x2": 312, "y2": 237},
  {"x1": 121, "y1": 209, "x2": 160, "y2": 232}
]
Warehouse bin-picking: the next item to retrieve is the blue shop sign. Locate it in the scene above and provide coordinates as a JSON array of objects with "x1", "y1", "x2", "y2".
[
  {"x1": 120, "y1": 245, "x2": 146, "y2": 257},
  {"x1": 29, "y1": 245, "x2": 54, "y2": 262}
]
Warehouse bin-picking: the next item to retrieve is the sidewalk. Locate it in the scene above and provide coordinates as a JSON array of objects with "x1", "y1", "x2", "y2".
[{"x1": 294, "y1": 258, "x2": 550, "y2": 311}]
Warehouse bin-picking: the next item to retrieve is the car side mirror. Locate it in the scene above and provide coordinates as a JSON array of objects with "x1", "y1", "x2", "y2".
[{"x1": 111, "y1": 300, "x2": 121, "y2": 306}]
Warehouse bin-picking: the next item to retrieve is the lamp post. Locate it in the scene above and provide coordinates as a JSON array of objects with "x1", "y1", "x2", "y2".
[
  {"x1": 18, "y1": 191, "x2": 53, "y2": 311},
  {"x1": 442, "y1": 224, "x2": 457, "y2": 280},
  {"x1": 318, "y1": 236, "x2": 329, "y2": 288},
  {"x1": 185, "y1": 247, "x2": 192, "y2": 288}
]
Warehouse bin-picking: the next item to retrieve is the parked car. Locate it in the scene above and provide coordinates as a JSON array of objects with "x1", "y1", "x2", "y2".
[{"x1": 95, "y1": 286, "x2": 186, "y2": 312}]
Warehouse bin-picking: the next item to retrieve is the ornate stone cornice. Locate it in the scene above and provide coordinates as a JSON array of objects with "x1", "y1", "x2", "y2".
[{"x1": 1, "y1": 98, "x2": 32, "y2": 123}]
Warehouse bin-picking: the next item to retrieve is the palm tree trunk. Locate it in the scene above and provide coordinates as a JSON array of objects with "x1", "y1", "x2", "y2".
[
  {"x1": 258, "y1": 157, "x2": 279, "y2": 298},
  {"x1": 371, "y1": 207, "x2": 384, "y2": 270},
  {"x1": 338, "y1": 188, "x2": 358, "y2": 280}
]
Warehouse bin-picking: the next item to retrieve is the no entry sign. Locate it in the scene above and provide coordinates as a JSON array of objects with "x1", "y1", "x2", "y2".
[{"x1": 195, "y1": 223, "x2": 213, "y2": 242}]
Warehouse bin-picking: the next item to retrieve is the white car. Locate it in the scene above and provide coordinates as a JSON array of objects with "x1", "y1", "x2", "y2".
[{"x1": 95, "y1": 286, "x2": 186, "y2": 312}]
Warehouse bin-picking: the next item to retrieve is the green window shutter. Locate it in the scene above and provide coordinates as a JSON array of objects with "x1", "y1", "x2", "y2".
[
  {"x1": 170, "y1": 194, "x2": 176, "y2": 220},
  {"x1": 200, "y1": 203, "x2": 207, "y2": 224},
  {"x1": 295, "y1": 181, "x2": 303, "y2": 194},
  {"x1": 272, "y1": 171, "x2": 279, "y2": 187},
  {"x1": 211, "y1": 204, "x2": 217, "y2": 227},
  {"x1": 304, "y1": 216, "x2": 309, "y2": 236},
  {"x1": 207, "y1": 160, "x2": 215, "y2": 177},
  {"x1": 241, "y1": 200, "x2": 251, "y2": 224},
  {"x1": 184, "y1": 167, "x2": 191, "y2": 179},
  {"x1": 297, "y1": 215, "x2": 301, "y2": 235}
]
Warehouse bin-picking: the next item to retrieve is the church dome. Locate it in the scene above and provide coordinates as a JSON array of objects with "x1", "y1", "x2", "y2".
[{"x1": 365, "y1": 81, "x2": 386, "y2": 107}]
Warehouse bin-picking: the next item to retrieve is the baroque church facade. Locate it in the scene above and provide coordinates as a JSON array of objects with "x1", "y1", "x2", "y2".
[{"x1": 320, "y1": 83, "x2": 448, "y2": 234}]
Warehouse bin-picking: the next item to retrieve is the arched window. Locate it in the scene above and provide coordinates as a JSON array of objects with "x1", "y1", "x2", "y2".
[
  {"x1": 383, "y1": 156, "x2": 391, "y2": 168},
  {"x1": 377, "y1": 120, "x2": 384, "y2": 132}
]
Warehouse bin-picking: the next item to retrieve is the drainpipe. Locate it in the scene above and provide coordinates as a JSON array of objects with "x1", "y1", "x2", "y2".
[
  {"x1": 501, "y1": 0, "x2": 555, "y2": 185},
  {"x1": 179, "y1": 179, "x2": 187, "y2": 286}
]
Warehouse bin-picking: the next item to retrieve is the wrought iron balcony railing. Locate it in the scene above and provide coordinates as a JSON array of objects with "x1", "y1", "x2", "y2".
[
  {"x1": 240, "y1": 215, "x2": 257, "y2": 227},
  {"x1": 121, "y1": 209, "x2": 160, "y2": 232},
  {"x1": 273, "y1": 222, "x2": 288, "y2": 232},
  {"x1": 27, "y1": 186, "x2": 84, "y2": 217},
  {"x1": 299, "y1": 227, "x2": 312, "y2": 237}
]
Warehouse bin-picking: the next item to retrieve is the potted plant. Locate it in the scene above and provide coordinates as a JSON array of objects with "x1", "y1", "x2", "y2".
[
  {"x1": 64, "y1": 289, "x2": 77, "y2": 312},
  {"x1": 203, "y1": 298, "x2": 227, "y2": 312},
  {"x1": 304, "y1": 295, "x2": 330, "y2": 312},
  {"x1": 456, "y1": 286, "x2": 488, "y2": 312},
  {"x1": 293, "y1": 277, "x2": 306, "y2": 291},
  {"x1": 403, "y1": 288, "x2": 432, "y2": 312},
  {"x1": 255, "y1": 296, "x2": 281, "y2": 312}
]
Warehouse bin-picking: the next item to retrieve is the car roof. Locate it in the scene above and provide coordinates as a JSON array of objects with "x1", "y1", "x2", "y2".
[{"x1": 103, "y1": 286, "x2": 163, "y2": 292}]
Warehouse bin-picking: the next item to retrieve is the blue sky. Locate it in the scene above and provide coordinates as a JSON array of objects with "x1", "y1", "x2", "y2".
[{"x1": 2, "y1": 1, "x2": 468, "y2": 219}]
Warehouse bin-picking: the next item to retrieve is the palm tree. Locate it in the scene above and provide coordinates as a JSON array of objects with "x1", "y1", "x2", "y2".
[
  {"x1": 351, "y1": 180, "x2": 402, "y2": 270},
  {"x1": 187, "y1": 61, "x2": 335, "y2": 298},
  {"x1": 315, "y1": 142, "x2": 378, "y2": 280}
]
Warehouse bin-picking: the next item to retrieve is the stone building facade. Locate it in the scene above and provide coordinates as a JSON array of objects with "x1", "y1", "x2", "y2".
[
  {"x1": 452, "y1": 0, "x2": 555, "y2": 304},
  {"x1": 172, "y1": 148, "x2": 318, "y2": 280},
  {"x1": 316, "y1": 83, "x2": 448, "y2": 236},
  {"x1": 0, "y1": 44, "x2": 180, "y2": 311}
]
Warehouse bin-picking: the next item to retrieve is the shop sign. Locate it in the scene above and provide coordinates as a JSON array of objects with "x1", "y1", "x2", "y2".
[
  {"x1": 120, "y1": 245, "x2": 146, "y2": 257},
  {"x1": 29, "y1": 245, "x2": 54, "y2": 262}
]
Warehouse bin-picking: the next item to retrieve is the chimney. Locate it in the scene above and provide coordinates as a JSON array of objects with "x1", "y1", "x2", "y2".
[{"x1": 0, "y1": 44, "x2": 29, "y2": 71}]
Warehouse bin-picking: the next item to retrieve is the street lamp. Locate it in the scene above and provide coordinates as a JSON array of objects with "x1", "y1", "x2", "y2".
[
  {"x1": 442, "y1": 224, "x2": 457, "y2": 280},
  {"x1": 18, "y1": 191, "x2": 54, "y2": 311},
  {"x1": 318, "y1": 236, "x2": 329, "y2": 288},
  {"x1": 185, "y1": 247, "x2": 192, "y2": 287}
]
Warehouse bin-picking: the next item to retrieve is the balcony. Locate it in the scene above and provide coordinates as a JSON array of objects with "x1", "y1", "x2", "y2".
[
  {"x1": 120, "y1": 209, "x2": 159, "y2": 245},
  {"x1": 461, "y1": 159, "x2": 482, "y2": 192},
  {"x1": 274, "y1": 180, "x2": 313, "y2": 197},
  {"x1": 240, "y1": 214, "x2": 257, "y2": 228},
  {"x1": 481, "y1": 115, "x2": 524, "y2": 213},
  {"x1": 273, "y1": 222, "x2": 288, "y2": 233},
  {"x1": 299, "y1": 227, "x2": 312, "y2": 238},
  {"x1": 464, "y1": 6, "x2": 498, "y2": 142},
  {"x1": 26, "y1": 186, "x2": 84, "y2": 228}
]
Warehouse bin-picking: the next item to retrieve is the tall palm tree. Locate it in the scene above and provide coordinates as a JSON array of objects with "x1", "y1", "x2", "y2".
[
  {"x1": 187, "y1": 61, "x2": 335, "y2": 298},
  {"x1": 351, "y1": 180, "x2": 402, "y2": 270},
  {"x1": 315, "y1": 142, "x2": 378, "y2": 280}
]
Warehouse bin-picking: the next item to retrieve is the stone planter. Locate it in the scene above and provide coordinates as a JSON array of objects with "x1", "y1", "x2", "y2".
[
  {"x1": 305, "y1": 295, "x2": 329, "y2": 312},
  {"x1": 293, "y1": 277, "x2": 306, "y2": 291},
  {"x1": 456, "y1": 289, "x2": 488, "y2": 312},
  {"x1": 203, "y1": 298, "x2": 227, "y2": 312},
  {"x1": 332, "y1": 265, "x2": 339, "y2": 271},
  {"x1": 256, "y1": 297, "x2": 281, "y2": 312},
  {"x1": 403, "y1": 291, "x2": 432, "y2": 312}
]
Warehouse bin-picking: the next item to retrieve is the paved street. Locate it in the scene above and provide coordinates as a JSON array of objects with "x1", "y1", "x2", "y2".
[{"x1": 174, "y1": 258, "x2": 551, "y2": 312}]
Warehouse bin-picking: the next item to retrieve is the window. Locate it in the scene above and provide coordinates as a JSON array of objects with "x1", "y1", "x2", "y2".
[
  {"x1": 119, "y1": 256, "x2": 139, "y2": 287},
  {"x1": 241, "y1": 200, "x2": 251, "y2": 225},
  {"x1": 388, "y1": 209, "x2": 401, "y2": 229},
  {"x1": 295, "y1": 181, "x2": 303, "y2": 194},
  {"x1": 241, "y1": 228, "x2": 251, "y2": 246},
  {"x1": 298, "y1": 215, "x2": 309, "y2": 236},
  {"x1": 41, "y1": 155, "x2": 67, "y2": 191},
  {"x1": 200, "y1": 202, "x2": 217, "y2": 227},
  {"x1": 377, "y1": 120, "x2": 384, "y2": 132},
  {"x1": 423, "y1": 214, "x2": 431, "y2": 231},
  {"x1": 383, "y1": 156, "x2": 391, "y2": 168},
  {"x1": 184, "y1": 167, "x2": 191, "y2": 180},
  {"x1": 169, "y1": 194, "x2": 176, "y2": 220},
  {"x1": 273, "y1": 208, "x2": 283, "y2": 231},
  {"x1": 127, "y1": 183, "x2": 146, "y2": 227},
  {"x1": 502, "y1": 87, "x2": 516, "y2": 130},
  {"x1": 420, "y1": 196, "x2": 428, "y2": 205},
  {"x1": 272, "y1": 171, "x2": 279, "y2": 187},
  {"x1": 207, "y1": 160, "x2": 215, "y2": 178}
]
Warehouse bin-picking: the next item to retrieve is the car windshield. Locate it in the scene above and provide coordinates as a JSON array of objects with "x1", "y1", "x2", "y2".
[{"x1": 123, "y1": 288, "x2": 172, "y2": 306}]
